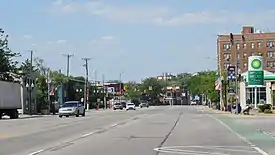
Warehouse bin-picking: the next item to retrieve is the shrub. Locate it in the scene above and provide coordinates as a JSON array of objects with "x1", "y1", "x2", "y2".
[
  {"x1": 264, "y1": 109, "x2": 273, "y2": 114},
  {"x1": 258, "y1": 104, "x2": 272, "y2": 113}
]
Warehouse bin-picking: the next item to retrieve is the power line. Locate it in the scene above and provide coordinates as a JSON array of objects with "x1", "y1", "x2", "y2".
[{"x1": 62, "y1": 54, "x2": 74, "y2": 77}]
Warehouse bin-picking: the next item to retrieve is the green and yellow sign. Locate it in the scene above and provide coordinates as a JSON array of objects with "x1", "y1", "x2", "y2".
[{"x1": 248, "y1": 56, "x2": 264, "y2": 86}]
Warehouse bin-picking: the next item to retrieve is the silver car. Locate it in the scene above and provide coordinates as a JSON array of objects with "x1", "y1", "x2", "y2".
[{"x1": 59, "y1": 101, "x2": 85, "y2": 118}]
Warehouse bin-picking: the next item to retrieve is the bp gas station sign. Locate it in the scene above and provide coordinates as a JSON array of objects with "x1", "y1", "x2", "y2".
[{"x1": 247, "y1": 56, "x2": 264, "y2": 86}]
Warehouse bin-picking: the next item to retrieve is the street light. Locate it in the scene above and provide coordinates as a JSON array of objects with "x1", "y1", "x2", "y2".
[
  {"x1": 75, "y1": 88, "x2": 83, "y2": 101},
  {"x1": 26, "y1": 81, "x2": 35, "y2": 115}
]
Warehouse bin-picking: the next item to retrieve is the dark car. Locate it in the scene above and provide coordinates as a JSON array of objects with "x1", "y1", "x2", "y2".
[
  {"x1": 113, "y1": 103, "x2": 123, "y2": 110},
  {"x1": 121, "y1": 102, "x2": 127, "y2": 108}
]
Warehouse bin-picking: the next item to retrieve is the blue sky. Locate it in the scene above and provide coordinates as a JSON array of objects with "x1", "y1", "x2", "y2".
[{"x1": 2, "y1": 0, "x2": 275, "y2": 82}]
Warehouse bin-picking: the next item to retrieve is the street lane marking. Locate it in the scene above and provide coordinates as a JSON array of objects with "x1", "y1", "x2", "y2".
[
  {"x1": 110, "y1": 123, "x2": 118, "y2": 127},
  {"x1": 256, "y1": 129, "x2": 275, "y2": 140},
  {"x1": 81, "y1": 131, "x2": 96, "y2": 138},
  {"x1": 154, "y1": 146, "x2": 260, "y2": 154},
  {"x1": 207, "y1": 114, "x2": 269, "y2": 155},
  {"x1": 27, "y1": 149, "x2": 44, "y2": 155},
  {"x1": 25, "y1": 113, "x2": 150, "y2": 155}
]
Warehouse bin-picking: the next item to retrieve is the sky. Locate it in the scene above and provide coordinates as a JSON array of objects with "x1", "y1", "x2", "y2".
[{"x1": 2, "y1": 0, "x2": 275, "y2": 82}]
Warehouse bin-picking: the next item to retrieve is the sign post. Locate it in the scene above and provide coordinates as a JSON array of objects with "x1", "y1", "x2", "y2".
[{"x1": 247, "y1": 56, "x2": 264, "y2": 109}]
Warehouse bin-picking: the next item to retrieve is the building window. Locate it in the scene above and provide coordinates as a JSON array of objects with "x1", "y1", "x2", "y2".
[
  {"x1": 266, "y1": 41, "x2": 275, "y2": 48},
  {"x1": 267, "y1": 51, "x2": 275, "y2": 58},
  {"x1": 223, "y1": 53, "x2": 231, "y2": 60},
  {"x1": 250, "y1": 51, "x2": 254, "y2": 56},
  {"x1": 267, "y1": 61, "x2": 275, "y2": 67},
  {"x1": 223, "y1": 44, "x2": 230, "y2": 49},
  {"x1": 258, "y1": 42, "x2": 262, "y2": 48},
  {"x1": 243, "y1": 43, "x2": 247, "y2": 49},
  {"x1": 223, "y1": 63, "x2": 230, "y2": 70},
  {"x1": 244, "y1": 63, "x2": 247, "y2": 69},
  {"x1": 243, "y1": 53, "x2": 247, "y2": 58},
  {"x1": 236, "y1": 43, "x2": 240, "y2": 50},
  {"x1": 251, "y1": 43, "x2": 254, "y2": 49}
]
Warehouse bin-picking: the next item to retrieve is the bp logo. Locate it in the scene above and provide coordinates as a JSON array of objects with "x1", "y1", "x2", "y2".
[{"x1": 251, "y1": 59, "x2": 261, "y2": 69}]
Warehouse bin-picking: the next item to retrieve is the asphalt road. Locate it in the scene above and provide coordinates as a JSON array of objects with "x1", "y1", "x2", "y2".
[{"x1": 1, "y1": 106, "x2": 275, "y2": 155}]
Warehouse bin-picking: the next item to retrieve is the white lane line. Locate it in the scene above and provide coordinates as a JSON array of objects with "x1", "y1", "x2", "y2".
[
  {"x1": 27, "y1": 149, "x2": 44, "y2": 155},
  {"x1": 110, "y1": 123, "x2": 118, "y2": 127},
  {"x1": 81, "y1": 131, "x2": 96, "y2": 138},
  {"x1": 207, "y1": 114, "x2": 269, "y2": 155}
]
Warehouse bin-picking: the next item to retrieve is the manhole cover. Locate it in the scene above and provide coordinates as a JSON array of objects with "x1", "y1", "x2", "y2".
[{"x1": 154, "y1": 146, "x2": 261, "y2": 155}]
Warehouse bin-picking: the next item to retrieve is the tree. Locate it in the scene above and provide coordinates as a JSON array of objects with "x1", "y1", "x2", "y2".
[
  {"x1": 124, "y1": 82, "x2": 141, "y2": 99},
  {"x1": 18, "y1": 59, "x2": 36, "y2": 77},
  {"x1": 34, "y1": 57, "x2": 47, "y2": 76},
  {"x1": 187, "y1": 71, "x2": 219, "y2": 102},
  {"x1": 0, "y1": 29, "x2": 20, "y2": 81},
  {"x1": 140, "y1": 77, "x2": 164, "y2": 103}
]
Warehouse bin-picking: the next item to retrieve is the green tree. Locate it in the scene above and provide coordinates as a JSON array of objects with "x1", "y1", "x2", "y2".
[
  {"x1": 18, "y1": 59, "x2": 36, "y2": 77},
  {"x1": 140, "y1": 77, "x2": 164, "y2": 103},
  {"x1": 187, "y1": 71, "x2": 219, "y2": 102},
  {"x1": 0, "y1": 29, "x2": 20, "y2": 81},
  {"x1": 124, "y1": 82, "x2": 141, "y2": 99}
]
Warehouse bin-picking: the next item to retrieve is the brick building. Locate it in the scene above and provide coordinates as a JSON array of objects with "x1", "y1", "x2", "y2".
[{"x1": 217, "y1": 26, "x2": 275, "y2": 74}]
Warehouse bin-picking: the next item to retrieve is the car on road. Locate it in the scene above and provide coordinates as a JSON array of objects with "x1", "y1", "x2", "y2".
[
  {"x1": 190, "y1": 100, "x2": 197, "y2": 105},
  {"x1": 126, "y1": 103, "x2": 136, "y2": 110},
  {"x1": 120, "y1": 102, "x2": 127, "y2": 108},
  {"x1": 113, "y1": 103, "x2": 123, "y2": 110},
  {"x1": 139, "y1": 102, "x2": 149, "y2": 108},
  {"x1": 59, "y1": 101, "x2": 85, "y2": 118}
]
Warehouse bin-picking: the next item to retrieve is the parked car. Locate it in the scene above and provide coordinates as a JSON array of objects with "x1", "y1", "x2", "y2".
[
  {"x1": 120, "y1": 102, "x2": 127, "y2": 108},
  {"x1": 139, "y1": 102, "x2": 149, "y2": 108},
  {"x1": 59, "y1": 101, "x2": 85, "y2": 118},
  {"x1": 126, "y1": 103, "x2": 136, "y2": 110},
  {"x1": 113, "y1": 103, "x2": 123, "y2": 110}
]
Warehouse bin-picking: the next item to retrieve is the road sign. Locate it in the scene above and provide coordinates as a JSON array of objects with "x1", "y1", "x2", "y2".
[
  {"x1": 227, "y1": 66, "x2": 236, "y2": 81},
  {"x1": 248, "y1": 56, "x2": 264, "y2": 86},
  {"x1": 107, "y1": 87, "x2": 114, "y2": 93}
]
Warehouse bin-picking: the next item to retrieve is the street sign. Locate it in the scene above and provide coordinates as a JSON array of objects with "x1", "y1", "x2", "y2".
[
  {"x1": 107, "y1": 87, "x2": 114, "y2": 93},
  {"x1": 248, "y1": 56, "x2": 264, "y2": 86},
  {"x1": 227, "y1": 66, "x2": 236, "y2": 81}
]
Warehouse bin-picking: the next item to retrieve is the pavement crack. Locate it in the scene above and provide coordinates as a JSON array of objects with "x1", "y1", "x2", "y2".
[{"x1": 155, "y1": 111, "x2": 183, "y2": 155}]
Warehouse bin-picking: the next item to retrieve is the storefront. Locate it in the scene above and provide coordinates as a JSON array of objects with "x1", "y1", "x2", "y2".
[{"x1": 240, "y1": 70, "x2": 275, "y2": 109}]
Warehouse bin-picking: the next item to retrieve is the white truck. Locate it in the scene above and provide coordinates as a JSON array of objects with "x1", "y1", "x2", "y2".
[{"x1": 0, "y1": 80, "x2": 22, "y2": 119}]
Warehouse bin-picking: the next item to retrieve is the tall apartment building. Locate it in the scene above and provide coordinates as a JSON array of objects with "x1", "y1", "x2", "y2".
[{"x1": 217, "y1": 26, "x2": 275, "y2": 74}]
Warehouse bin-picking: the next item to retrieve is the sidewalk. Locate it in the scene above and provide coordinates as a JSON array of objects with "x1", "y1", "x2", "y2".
[{"x1": 201, "y1": 106, "x2": 275, "y2": 118}]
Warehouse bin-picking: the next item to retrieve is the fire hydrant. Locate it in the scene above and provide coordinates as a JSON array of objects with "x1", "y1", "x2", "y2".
[{"x1": 96, "y1": 105, "x2": 99, "y2": 110}]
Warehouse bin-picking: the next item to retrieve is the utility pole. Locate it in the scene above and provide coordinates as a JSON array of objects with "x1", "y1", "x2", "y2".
[
  {"x1": 119, "y1": 72, "x2": 122, "y2": 103},
  {"x1": 29, "y1": 50, "x2": 33, "y2": 115},
  {"x1": 102, "y1": 74, "x2": 107, "y2": 109},
  {"x1": 62, "y1": 54, "x2": 74, "y2": 77},
  {"x1": 94, "y1": 70, "x2": 98, "y2": 103},
  {"x1": 82, "y1": 58, "x2": 91, "y2": 110},
  {"x1": 47, "y1": 68, "x2": 51, "y2": 112}
]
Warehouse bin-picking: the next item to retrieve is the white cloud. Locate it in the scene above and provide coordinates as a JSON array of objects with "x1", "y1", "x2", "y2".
[
  {"x1": 100, "y1": 36, "x2": 115, "y2": 40},
  {"x1": 56, "y1": 39, "x2": 67, "y2": 44},
  {"x1": 23, "y1": 34, "x2": 33, "y2": 39},
  {"x1": 48, "y1": 0, "x2": 275, "y2": 26}
]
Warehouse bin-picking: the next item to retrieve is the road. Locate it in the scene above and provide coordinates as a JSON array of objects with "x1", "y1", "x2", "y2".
[{"x1": 1, "y1": 106, "x2": 275, "y2": 155}]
